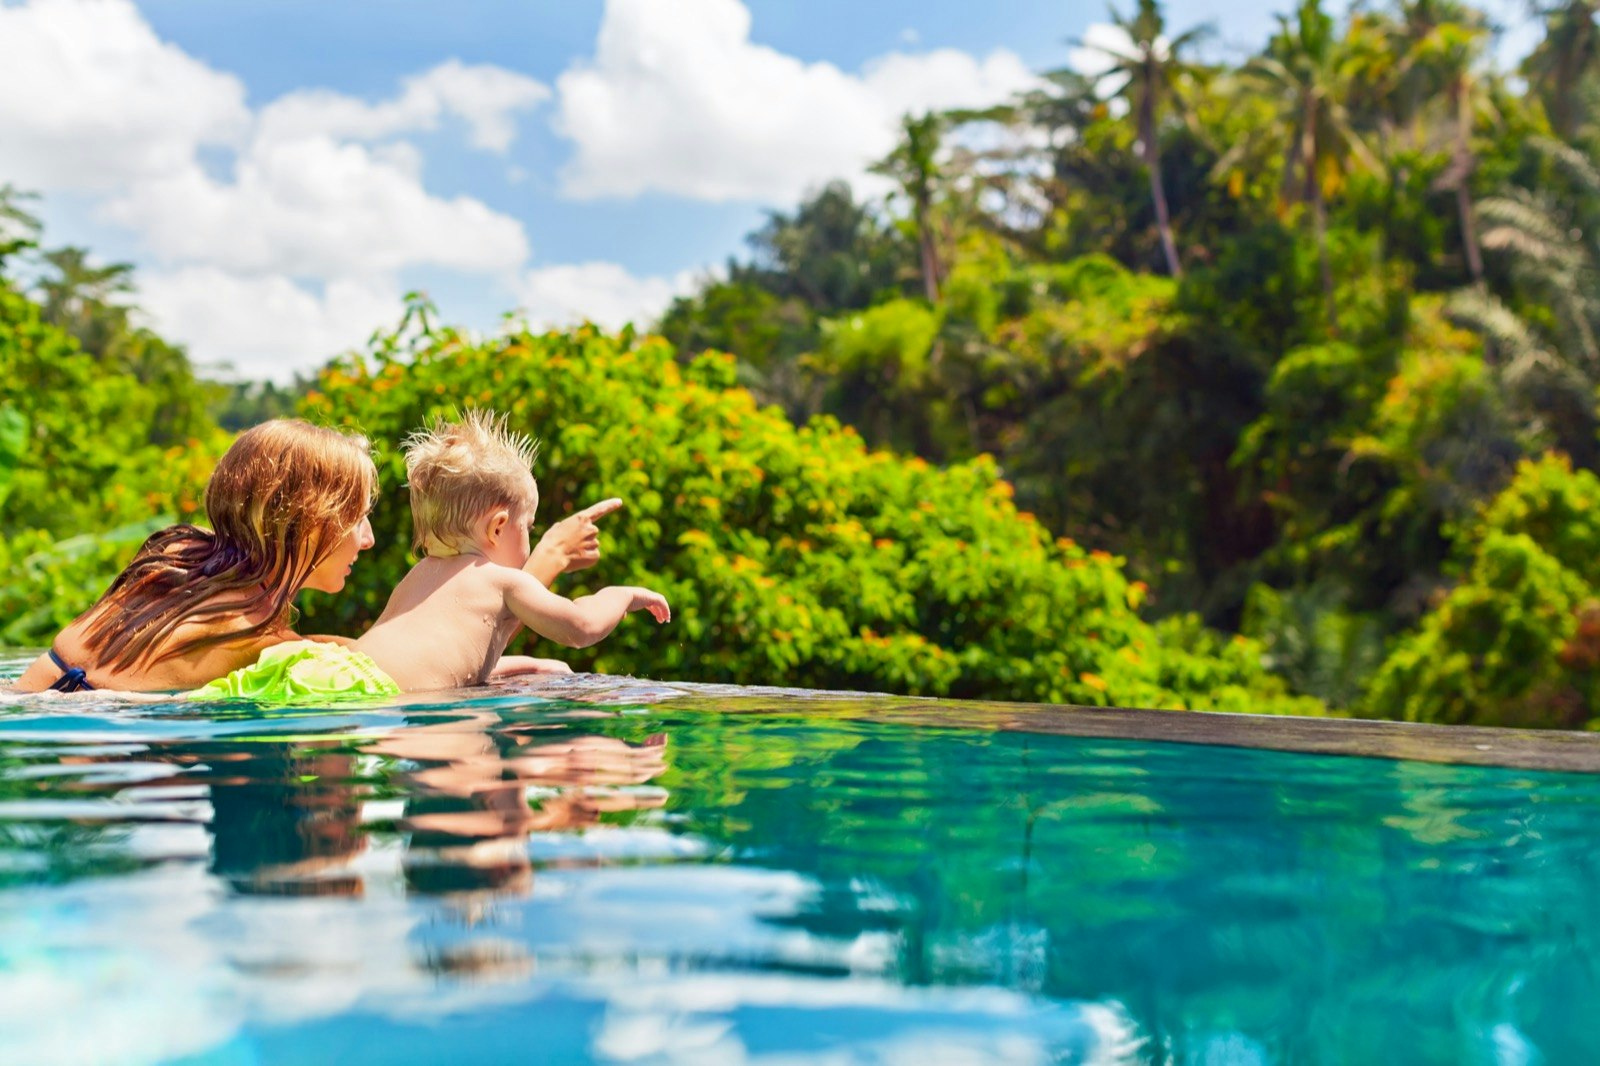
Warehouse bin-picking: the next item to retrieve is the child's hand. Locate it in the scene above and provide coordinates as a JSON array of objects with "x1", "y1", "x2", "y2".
[
  {"x1": 491, "y1": 655, "x2": 574, "y2": 680},
  {"x1": 632, "y1": 588, "x2": 671, "y2": 623}
]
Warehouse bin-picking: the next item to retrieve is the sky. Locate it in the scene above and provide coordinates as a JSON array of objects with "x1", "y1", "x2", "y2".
[{"x1": 0, "y1": 0, "x2": 1541, "y2": 381}]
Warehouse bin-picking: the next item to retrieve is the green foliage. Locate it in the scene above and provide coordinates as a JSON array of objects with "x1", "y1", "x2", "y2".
[
  {"x1": 1364, "y1": 531, "x2": 1589, "y2": 726},
  {"x1": 1364, "y1": 456, "x2": 1600, "y2": 726},
  {"x1": 1242, "y1": 582, "x2": 1389, "y2": 708},
  {"x1": 1474, "y1": 451, "x2": 1600, "y2": 585},
  {"x1": 8, "y1": 0, "x2": 1600, "y2": 728},
  {"x1": 0, "y1": 271, "x2": 229, "y2": 646},
  {"x1": 297, "y1": 317, "x2": 1320, "y2": 714},
  {"x1": 0, "y1": 404, "x2": 25, "y2": 511},
  {"x1": 813, "y1": 300, "x2": 941, "y2": 388},
  {"x1": 0, "y1": 519, "x2": 170, "y2": 646},
  {"x1": 1234, "y1": 300, "x2": 1518, "y2": 624},
  {"x1": 0, "y1": 281, "x2": 224, "y2": 539},
  {"x1": 212, "y1": 379, "x2": 305, "y2": 432}
]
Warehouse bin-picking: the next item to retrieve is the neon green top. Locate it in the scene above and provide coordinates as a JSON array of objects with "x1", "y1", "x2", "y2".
[{"x1": 189, "y1": 640, "x2": 400, "y2": 704}]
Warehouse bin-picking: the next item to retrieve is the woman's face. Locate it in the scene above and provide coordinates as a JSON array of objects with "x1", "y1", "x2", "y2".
[{"x1": 303, "y1": 516, "x2": 375, "y2": 594}]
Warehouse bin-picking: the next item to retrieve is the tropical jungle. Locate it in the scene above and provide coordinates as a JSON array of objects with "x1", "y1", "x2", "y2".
[{"x1": 5, "y1": 0, "x2": 1600, "y2": 728}]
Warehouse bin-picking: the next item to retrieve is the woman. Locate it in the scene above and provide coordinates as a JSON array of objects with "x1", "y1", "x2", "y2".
[{"x1": 11, "y1": 419, "x2": 617, "y2": 693}]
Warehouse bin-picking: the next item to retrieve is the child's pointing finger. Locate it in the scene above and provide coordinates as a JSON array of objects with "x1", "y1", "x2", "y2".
[{"x1": 577, "y1": 498, "x2": 624, "y2": 523}]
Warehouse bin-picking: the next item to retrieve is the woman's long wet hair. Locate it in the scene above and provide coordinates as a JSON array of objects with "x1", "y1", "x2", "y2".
[{"x1": 80, "y1": 420, "x2": 377, "y2": 672}]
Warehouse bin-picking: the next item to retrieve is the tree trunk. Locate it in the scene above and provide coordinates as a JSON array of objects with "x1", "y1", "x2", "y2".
[
  {"x1": 1300, "y1": 96, "x2": 1335, "y2": 332},
  {"x1": 1453, "y1": 83, "x2": 1484, "y2": 286},
  {"x1": 1141, "y1": 81, "x2": 1182, "y2": 278},
  {"x1": 1312, "y1": 168, "x2": 1336, "y2": 332},
  {"x1": 915, "y1": 193, "x2": 941, "y2": 303}
]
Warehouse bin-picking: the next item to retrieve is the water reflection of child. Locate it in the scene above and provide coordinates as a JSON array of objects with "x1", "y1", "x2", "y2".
[{"x1": 366, "y1": 714, "x2": 668, "y2": 909}]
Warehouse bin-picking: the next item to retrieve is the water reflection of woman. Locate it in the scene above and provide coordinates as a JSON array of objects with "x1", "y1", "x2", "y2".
[{"x1": 158, "y1": 739, "x2": 368, "y2": 897}]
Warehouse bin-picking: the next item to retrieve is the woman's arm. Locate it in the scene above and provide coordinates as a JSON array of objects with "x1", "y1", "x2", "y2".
[{"x1": 524, "y1": 497, "x2": 624, "y2": 586}]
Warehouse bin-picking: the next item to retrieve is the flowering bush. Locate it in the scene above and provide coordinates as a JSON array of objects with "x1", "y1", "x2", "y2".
[{"x1": 299, "y1": 313, "x2": 1322, "y2": 713}]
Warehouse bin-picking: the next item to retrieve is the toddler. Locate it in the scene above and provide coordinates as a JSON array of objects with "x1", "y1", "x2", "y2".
[{"x1": 353, "y1": 410, "x2": 669, "y2": 691}]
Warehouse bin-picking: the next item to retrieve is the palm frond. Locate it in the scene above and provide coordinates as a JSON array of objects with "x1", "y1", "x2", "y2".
[
  {"x1": 1477, "y1": 192, "x2": 1578, "y2": 266},
  {"x1": 1447, "y1": 287, "x2": 1561, "y2": 386},
  {"x1": 1534, "y1": 135, "x2": 1600, "y2": 200}
]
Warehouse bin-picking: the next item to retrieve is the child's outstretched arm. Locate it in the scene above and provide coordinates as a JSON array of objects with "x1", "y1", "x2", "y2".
[{"x1": 502, "y1": 570, "x2": 669, "y2": 649}]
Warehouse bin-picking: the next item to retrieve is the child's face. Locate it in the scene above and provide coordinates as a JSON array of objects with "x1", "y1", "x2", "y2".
[{"x1": 483, "y1": 483, "x2": 537, "y2": 570}]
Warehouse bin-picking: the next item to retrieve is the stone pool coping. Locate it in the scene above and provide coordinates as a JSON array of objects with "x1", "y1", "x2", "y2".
[
  {"x1": 711, "y1": 696, "x2": 1600, "y2": 774},
  {"x1": 555, "y1": 675, "x2": 1600, "y2": 773}
]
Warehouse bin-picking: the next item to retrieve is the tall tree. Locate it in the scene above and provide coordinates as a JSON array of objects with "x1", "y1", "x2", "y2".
[
  {"x1": 740, "y1": 181, "x2": 903, "y2": 313},
  {"x1": 1376, "y1": 1, "x2": 1496, "y2": 284},
  {"x1": 1523, "y1": 0, "x2": 1600, "y2": 138},
  {"x1": 871, "y1": 113, "x2": 948, "y2": 303},
  {"x1": 1221, "y1": 0, "x2": 1384, "y2": 323},
  {"x1": 1420, "y1": 18, "x2": 1495, "y2": 284},
  {"x1": 35, "y1": 246, "x2": 136, "y2": 356},
  {"x1": 1388, "y1": 0, "x2": 1467, "y2": 134},
  {"x1": 1453, "y1": 136, "x2": 1600, "y2": 378},
  {"x1": 1073, "y1": 0, "x2": 1211, "y2": 277}
]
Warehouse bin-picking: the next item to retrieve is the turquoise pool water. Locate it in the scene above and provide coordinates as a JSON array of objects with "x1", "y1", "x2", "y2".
[{"x1": 2, "y1": 655, "x2": 1597, "y2": 1065}]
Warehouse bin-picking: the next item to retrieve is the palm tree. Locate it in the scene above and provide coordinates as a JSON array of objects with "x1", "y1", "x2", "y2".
[
  {"x1": 36, "y1": 246, "x2": 136, "y2": 356},
  {"x1": 1451, "y1": 137, "x2": 1600, "y2": 379},
  {"x1": 1386, "y1": 0, "x2": 1472, "y2": 134},
  {"x1": 1219, "y1": 0, "x2": 1383, "y2": 323},
  {"x1": 871, "y1": 113, "x2": 947, "y2": 303},
  {"x1": 1386, "y1": 3, "x2": 1495, "y2": 284},
  {"x1": 1523, "y1": 0, "x2": 1600, "y2": 138},
  {"x1": 978, "y1": 69, "x2": 1134, "y2": 257},
  {"x1": 0, "y1": 185, "x2": 40, "y2": 269},
  {"x1": 1072, "y1": 0, "x2": 1212, "y2": 277}
]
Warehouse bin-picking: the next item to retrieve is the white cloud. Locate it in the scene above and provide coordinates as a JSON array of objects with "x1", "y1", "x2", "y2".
[
  {"x1": 0, "y1": 0, "x2": 249, "y2": 190},
  {"x1": 0, "y1": 0, "x2": 550, "y2": 378},
  {"x1": 1068, "y1": 22, "x2": 1137, "y2": 98},
  {"x1": 102, "y1": 134, "x2": 531, "y2": 278},
  {"x1": 136, "y1": 268, "x2": 401, "y2": 382},
  {"x1": 256, "y1": 59, "x2": 551, "y2": 153},
  {"x1": 512, "y1": 262, "x2": 697, "y2": 331},
  {"x1": 554, "y1": 0, "x2": 1039, "y2": 203},
  {"x1": 0, "y1": 0, "x2": 1056, "y2": 380}
]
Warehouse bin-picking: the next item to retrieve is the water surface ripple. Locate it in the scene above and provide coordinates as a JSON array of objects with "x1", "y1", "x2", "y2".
[{"x1": 1, "y1": 657, "x2": 1595, "y2": 1064}]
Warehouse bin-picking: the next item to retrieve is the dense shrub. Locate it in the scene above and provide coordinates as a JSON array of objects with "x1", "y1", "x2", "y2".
[
  {"x1": 0, "y1": 282, "x2": 223, "y2": 539},
  {"x1": 1364, "y1": 456, "x2": 1600, "y2": 727},
  {"x1": 298, "y1": 314, "x2": 1322, "y2": 713},
  {"x1": 0, "y1": 281, "x2": 228, "y2": 643}
]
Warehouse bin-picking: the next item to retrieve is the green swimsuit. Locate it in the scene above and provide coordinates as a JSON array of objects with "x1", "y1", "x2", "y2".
[{"x1": 189, "y1": 640, "x2": 400, "y2": 703}]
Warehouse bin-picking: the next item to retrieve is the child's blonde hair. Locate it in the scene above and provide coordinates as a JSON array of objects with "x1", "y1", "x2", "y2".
[{"x1": 404, "y1": 408, "x2": 539, "y2": 554}]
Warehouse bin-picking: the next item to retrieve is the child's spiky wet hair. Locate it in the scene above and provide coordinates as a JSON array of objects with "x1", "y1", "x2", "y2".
[{"x1": 403, "y1": 409, "x2": 540, "y2": 554}]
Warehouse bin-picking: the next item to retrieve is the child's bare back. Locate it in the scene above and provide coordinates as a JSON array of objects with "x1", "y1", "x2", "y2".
[
  {"x1": 355, "y1": 556, "x2": 524, "y2": 691},
  {"x1": 356, "y1": 554, "x2": 667, "y2": 691}
]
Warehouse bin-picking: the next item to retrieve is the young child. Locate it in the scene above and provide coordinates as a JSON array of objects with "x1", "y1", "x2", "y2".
[{"x1": 351, "y1": 410, "x2": 669, "y2": 692}]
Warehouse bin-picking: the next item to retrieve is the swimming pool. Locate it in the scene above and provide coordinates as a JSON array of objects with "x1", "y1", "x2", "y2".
[{"x1": 2, "y1": 651, "x2": 1596, "y2": 1064}]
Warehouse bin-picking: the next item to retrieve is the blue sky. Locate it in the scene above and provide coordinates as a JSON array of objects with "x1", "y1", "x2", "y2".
[{"x1": 0, "y1": 0, "x2": 1534, "y2": 380}]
